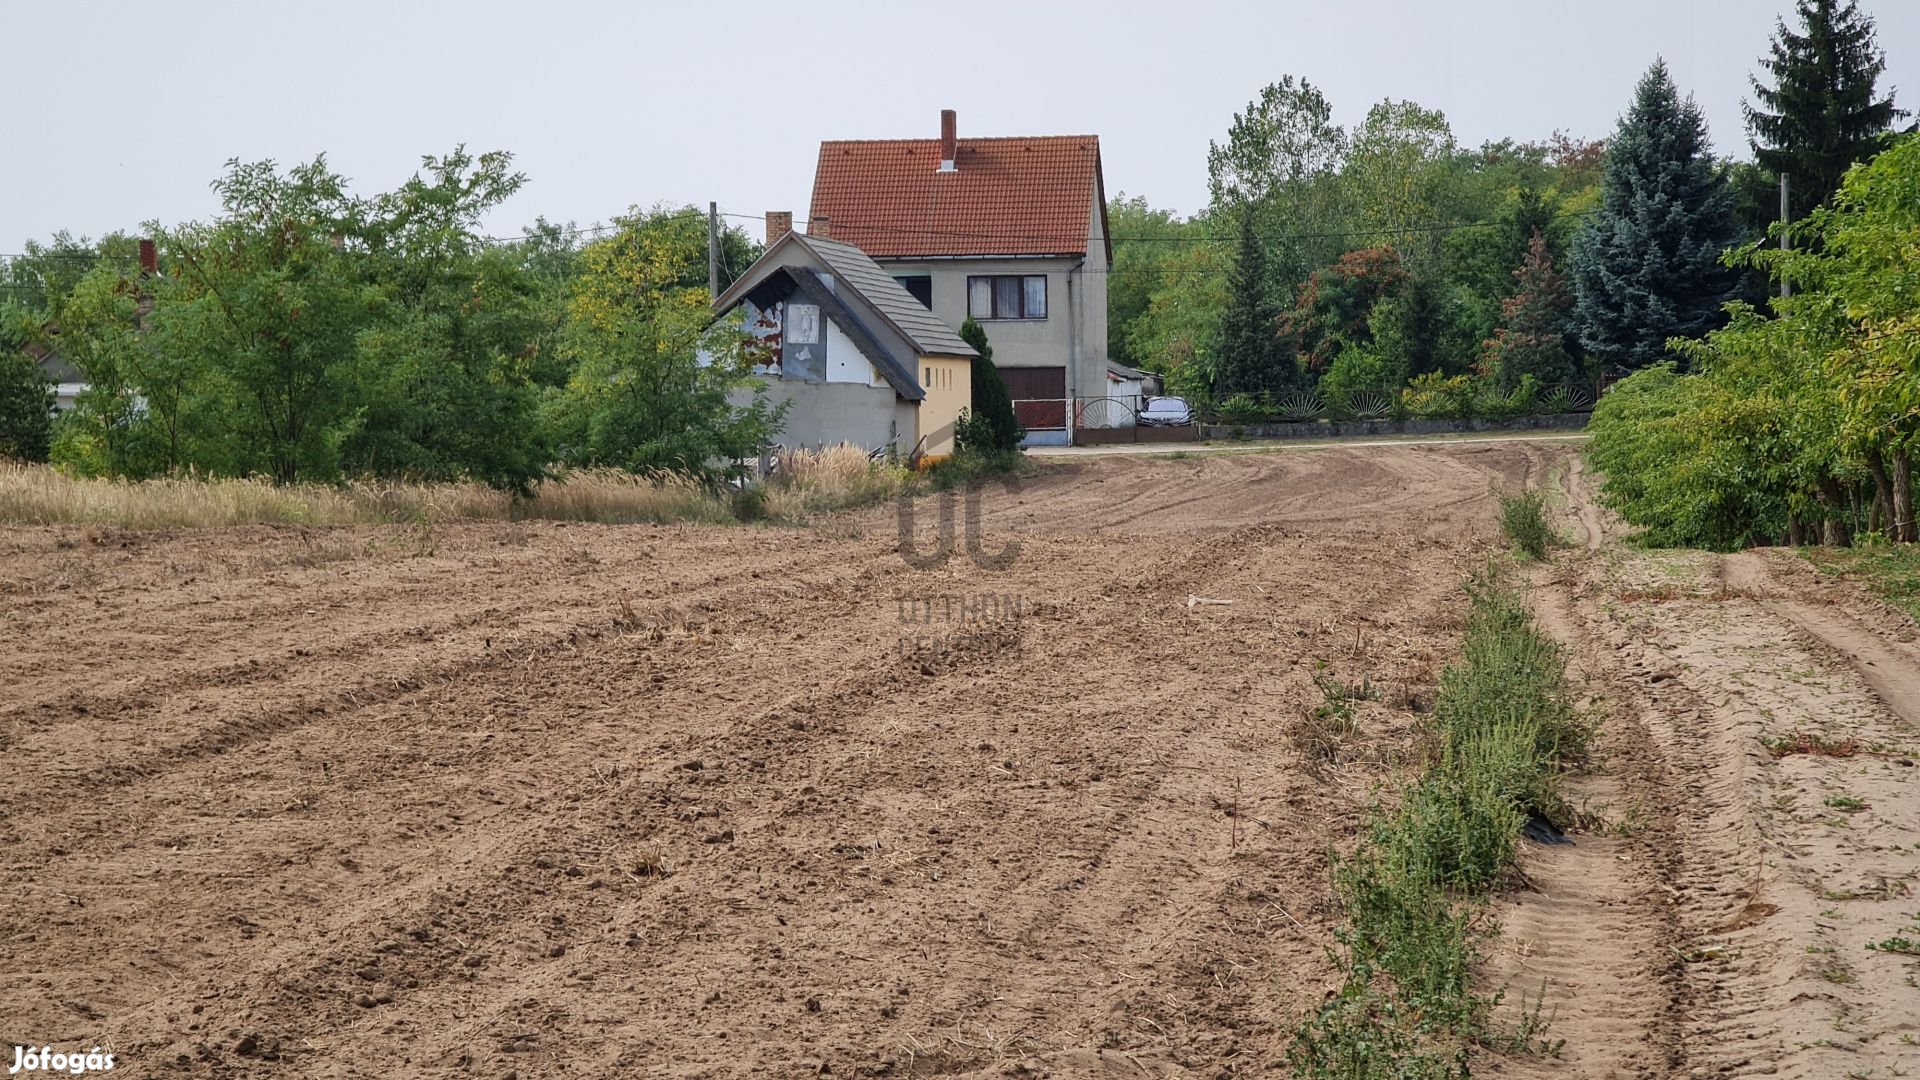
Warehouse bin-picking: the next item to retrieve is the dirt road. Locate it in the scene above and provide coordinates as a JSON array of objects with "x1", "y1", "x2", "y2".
[
  {"x1": 2, "y1": 439, "x2": 1916, "y2": 1078},
  {"x1": 1482, "y1": 466, "x2": 1920, "y2": 1080}
]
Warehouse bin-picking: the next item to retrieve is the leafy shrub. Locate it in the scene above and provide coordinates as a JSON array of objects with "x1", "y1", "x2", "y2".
[
  {"x1": 1403, "y1": 372, "x2": 1478, "y2": 419},
  {"x1": 926, "y1": 446, "x2": 1029, "y2": 492},
  {"x1": 1319, "y1": 342, "x2": 1394, "y2": 404},
  {"x1": 1476, "y1": 374, "x2": 1542, "y2": 420},
  {"x1": 1498, "y1": 487, "x2": 1553, "y2": 560},
  {"x1": 1214, "y1": 392, "x2": 1267, "y2": 424},
  {"x1": 1585, "y1": 364, "x2": 1787, "y2": 550}
]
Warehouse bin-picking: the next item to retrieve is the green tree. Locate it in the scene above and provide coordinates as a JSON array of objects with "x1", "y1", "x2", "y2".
[
  {"x1": 957, "y1": 318, "x2": 1023, "y2": 453},
  {"x1": 1484, "y1": 232, "x2": 1578, "y2": 392},
  {"x1": 1126, "y1": 241, "x2": 1230, "y2": 396},
  {"x1": 344, "y1": 147, "x2": 548, "y2": 491},
  {"x1": 0, "y1": 306, "x2": 54, "y2": 461},
  {"x1": 48, "y1": 262, "x2": 179, "y2": 477},
  {"x1": 1280, "y1": 246, "x2": 1409, "y2": 375},
  {"x1": 1344, "y1": 99, "x2": 1462, "y2": 265},
  {"x1": 1571, "y1": 60, "x2": 1742, "y2": 369},
  {"x1": 1213, "y1": 207, "x2": 1295, "y2": 398},
  {"x1": 1745, "y1": 0, "x2": 1906, "y2": 221},
  {"x1": 1105, "y1": 195, "x2": 1212, "y2": 368},
  {"x1": 0, "y1": 232, "x2": 139, "y2": 316},
  {"x1": 152, "y1": 156, "x2": 379, "y2": 482},
  {"x1": 1207, "y1": 76, "x2": 1350, "y2": 284},
  {"x1": 544, "y1": 207, "x2": 782, "y2": 475},
  {"x1": 1207, "y1": 76, "x2": 1346, "y2": 208}
]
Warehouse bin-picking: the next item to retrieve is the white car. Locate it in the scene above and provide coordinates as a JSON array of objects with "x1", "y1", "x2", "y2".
[{"x1": 1138, "y1": 396, "x2": 1194, "y2": 427}]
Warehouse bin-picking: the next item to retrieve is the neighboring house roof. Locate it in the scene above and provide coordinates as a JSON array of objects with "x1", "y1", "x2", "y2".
[
  {"x1": 800, "y1": 235, "x2": 975, "y2": 358},
  {"x1": 24, "y1": 343, "x2": 81, "y2": 384},
  {"x1": 1106, "y1": 360, "x2": 1153, "y2": 381},
  {"x1": 712, "y1": 231, "x2": 978, "y2": 403},
  {"x1": 810, "y1": 135, "x2": 1109, "y2": 261},
  {"x1": 780, "y1": 268, "x2": 924, "y2": 402}
]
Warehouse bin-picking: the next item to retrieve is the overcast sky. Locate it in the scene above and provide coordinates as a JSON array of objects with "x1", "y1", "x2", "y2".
[{"x1": 4, "y1": 0, "x2": 1915, "y2": 249}]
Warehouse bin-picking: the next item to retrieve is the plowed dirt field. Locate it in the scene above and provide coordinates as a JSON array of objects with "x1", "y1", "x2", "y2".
[{"x1": 4, "y1": 439, "x2": 1917, "y2": 1078}]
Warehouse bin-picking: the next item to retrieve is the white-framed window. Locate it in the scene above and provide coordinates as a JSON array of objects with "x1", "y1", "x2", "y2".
[{"x1": 967, "y1": 275, "x2": 1047, "y2": 320}]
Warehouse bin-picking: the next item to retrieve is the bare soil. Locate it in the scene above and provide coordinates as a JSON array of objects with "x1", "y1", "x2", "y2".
[{"x1": 4, "y1": 439, "x2": 1917, "y2": 1078}]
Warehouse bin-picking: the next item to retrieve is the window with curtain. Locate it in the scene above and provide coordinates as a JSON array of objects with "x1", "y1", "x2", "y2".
[{"x1": 966, "y1": 275, "x2": 1048, "y2": 319}]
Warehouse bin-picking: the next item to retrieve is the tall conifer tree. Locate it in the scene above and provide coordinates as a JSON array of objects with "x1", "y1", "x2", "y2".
[
  {"x1": 1571, "y1": 61, "x2": 1742, "y2": 369},
  {"x1": 1214, "y1": 208, "x2": 1296, "y2": 397},
  {"x1": 1746, "y1": 0, "x2": 1905, "y2": 220}
]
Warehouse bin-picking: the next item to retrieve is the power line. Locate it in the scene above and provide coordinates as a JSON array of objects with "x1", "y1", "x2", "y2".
[
  {"x1": 5, "y1": 206, "x2": 1598, "y2": 265},
  {"x1": 716, "y1": 208, "x2": 1602, "y2": 247}
]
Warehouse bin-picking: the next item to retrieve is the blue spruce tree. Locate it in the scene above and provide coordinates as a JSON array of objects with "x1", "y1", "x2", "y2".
[{"x1": 1571, "y1": 61, "x2": 1742, "y2": 370}]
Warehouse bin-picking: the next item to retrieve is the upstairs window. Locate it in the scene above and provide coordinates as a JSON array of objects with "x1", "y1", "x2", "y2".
[
  {"x1": 967, "y1": 275, "x2": 1047, "y2": 320},
  {"x1": 896, "y1": 275, "x2": 934, "y2": 309}
]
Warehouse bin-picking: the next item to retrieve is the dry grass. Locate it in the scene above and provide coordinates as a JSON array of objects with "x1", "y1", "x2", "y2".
[
  {"x1": 761, "y1": 445, "x2": 914, "y2": 519},
  {"x1": 0, "y1": 451, "x2": 917, "y2": 529}
]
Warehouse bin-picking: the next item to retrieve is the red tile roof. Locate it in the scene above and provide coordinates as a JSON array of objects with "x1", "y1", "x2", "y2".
[{"x1": 809, "y1": 135, "x2": 1107, "y2": 260}]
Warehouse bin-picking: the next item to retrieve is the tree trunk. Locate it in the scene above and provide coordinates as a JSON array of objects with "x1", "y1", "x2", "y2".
[
  {"x1": 1867, "y1": 450, "x2": 1894, "y2": 538},
  {"x1": 1787, "y1": 514, "x2": 1804, "y2": 547},
  {"x1": 1816, "y1": 477, "x2": 1852, "y2": 547},
  {"x1": 1894, "y1": 450, "x2": 1916, "y2": 543}
]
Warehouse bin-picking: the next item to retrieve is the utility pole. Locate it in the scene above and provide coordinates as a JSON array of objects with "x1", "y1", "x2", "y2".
[
  {"x1": 1779, "y1": 173, "x2": 1791, "y2": 300},
  {"x1": 707, "y1": 201, "x2": 721, "y2": 297}
]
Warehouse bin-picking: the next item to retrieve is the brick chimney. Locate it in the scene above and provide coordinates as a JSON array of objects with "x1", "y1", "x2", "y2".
[
  {"x1": 765, "y1": 211, "x2": 793, "y2": 245},
  {"x1": 939, "y1": 109, "x2": 957, "y2": 172},
  {"x1": 809, "y1": 214, "x2": 831, "y2": 239},
  {"x1": 138, "y1": 238, "x2": 157, "y2": 275}
]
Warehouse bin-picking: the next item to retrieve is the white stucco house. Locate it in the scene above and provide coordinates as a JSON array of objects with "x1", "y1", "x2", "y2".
[{"x1": 803, "y1": 110, "x2": 1112, "y2": 446}]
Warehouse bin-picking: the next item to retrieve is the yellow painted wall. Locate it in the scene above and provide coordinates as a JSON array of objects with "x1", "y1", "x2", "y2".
[{"x1": 915, "y1": 356, "x2": 973, "y2": 457}]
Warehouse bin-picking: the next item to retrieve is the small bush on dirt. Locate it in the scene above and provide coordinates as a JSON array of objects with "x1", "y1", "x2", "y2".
[
  {"x1": 1288, "y1": 967, "x2": 1471, "y2": 1080},
  {"x1": 729, "y1": 486, "x2": 769, "y2": 522},
  {"x1": 926, "y1": 447, "x2": 1030, "y2": 492},
  {"x1": 1497, "y1": 487, "x2": 1553, "y2": 560}
]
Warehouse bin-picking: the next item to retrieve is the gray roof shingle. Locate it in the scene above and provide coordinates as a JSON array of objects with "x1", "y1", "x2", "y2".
[{"x1": 797, "y1": 235, "x2": 977, "y2": 359}]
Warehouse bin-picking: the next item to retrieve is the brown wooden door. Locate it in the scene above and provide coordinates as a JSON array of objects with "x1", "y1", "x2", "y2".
[{"x1": 1000, "y1": 366, "x2": 1067, "y2": 429}]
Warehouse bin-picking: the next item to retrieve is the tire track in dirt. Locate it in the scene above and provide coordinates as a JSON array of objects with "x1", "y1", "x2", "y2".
[
  {"x1": 1725, "y1": 552, "x2": 1920, "y2": 727},
  {"x1": 1484, "y1": 563, "x2": 1686, "y2": 1080},
  {"x1": 1511, "y1": 469, "x2": 1920, "y2": 1078}
]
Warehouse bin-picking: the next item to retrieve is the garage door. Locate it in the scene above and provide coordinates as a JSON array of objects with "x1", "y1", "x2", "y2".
[{"x1": 999, "y1": 366, "x2": 1067, "y2": 430}]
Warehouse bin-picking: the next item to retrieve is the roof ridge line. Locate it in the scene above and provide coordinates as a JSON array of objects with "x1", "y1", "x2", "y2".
[{"x1": 818, "y1": 135, "x2": 1101, "y2": 145}]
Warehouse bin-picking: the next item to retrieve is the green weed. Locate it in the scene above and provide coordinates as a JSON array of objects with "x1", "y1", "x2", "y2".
[
  {"x1": 1497, "y1": 487, "x2": 1553, "y2": 560},
  {"x1": 1290, "y1": 568, "x2": 1579, "y2": 1076}
]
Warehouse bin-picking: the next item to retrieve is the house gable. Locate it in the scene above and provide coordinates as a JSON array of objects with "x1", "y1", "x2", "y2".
[{"x1": 714, "y1": 231, "x2": 979, "y2": 403}]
